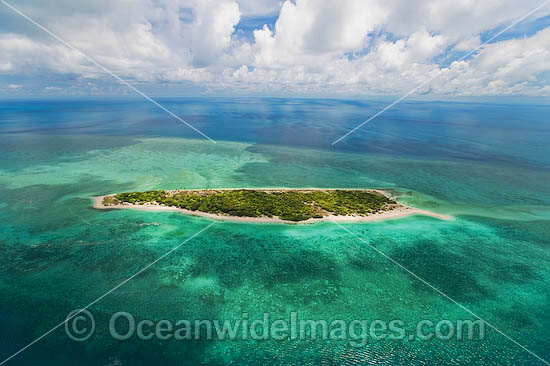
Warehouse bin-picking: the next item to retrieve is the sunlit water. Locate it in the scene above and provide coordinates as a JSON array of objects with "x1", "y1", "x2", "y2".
[{"x1": 0, "y1": 98, "x2": 549, "y2": 365}]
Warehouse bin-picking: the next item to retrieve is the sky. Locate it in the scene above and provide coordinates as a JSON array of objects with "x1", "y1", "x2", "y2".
[{"x1": 0, "y1": 0, "x2": 550, "y2": 98}]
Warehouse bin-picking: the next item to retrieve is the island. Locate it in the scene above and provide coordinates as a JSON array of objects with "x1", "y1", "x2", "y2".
[{"x1": 93, "y1": 188, "x2": 452, "y2": 224}]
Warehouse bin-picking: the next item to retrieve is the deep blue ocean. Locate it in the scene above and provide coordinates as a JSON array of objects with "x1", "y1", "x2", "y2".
[{"x1": 0, "y1": 98, "x2": 549, "y2": 365}]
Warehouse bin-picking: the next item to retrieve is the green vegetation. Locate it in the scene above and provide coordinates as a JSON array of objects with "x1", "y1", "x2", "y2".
[{"x1": 107, "y1": 189, "x2": 396, "y2": 222}]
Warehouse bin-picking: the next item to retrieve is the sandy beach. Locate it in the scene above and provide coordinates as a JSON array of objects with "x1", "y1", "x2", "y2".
[{"x1": 92, "y1": 188, "x2": 453, "y2": 224}]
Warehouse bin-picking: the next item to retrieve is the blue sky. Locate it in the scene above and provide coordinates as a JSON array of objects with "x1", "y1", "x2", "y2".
[{"x1": 0, "y1": 0, "x2": 549, "y2": 98}]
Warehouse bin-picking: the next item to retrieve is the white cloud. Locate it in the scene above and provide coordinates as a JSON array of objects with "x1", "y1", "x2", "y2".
[
  {"x1": 454, "y1": 35, "x2": 481, "y2": 52},
  {"x1": 250, "y1": 0, "x2": 387, "y2": 67},
  {"x1": 191, "y1": 0, "x2": 241, "y2": 66},
  {"x1": 164, "y1": 67, "x2": 213, "y2": 83},
  {"x1": 0, "y1": 62, "x2": 12, "y2": 71},
  {"x1": 0, "y1": 0, "x2": 549, "y2": 96},
  {"x1": 438, "y1": 28, "x2": 550, "y2": 95},
  {"x1": 7, "y1": 83, "x2": 21, "y2": 89}
]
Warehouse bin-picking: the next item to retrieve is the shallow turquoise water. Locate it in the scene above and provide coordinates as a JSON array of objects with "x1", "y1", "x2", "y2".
[{"x1": 0, "y1": 99, "x2": 549, "y2": 365}]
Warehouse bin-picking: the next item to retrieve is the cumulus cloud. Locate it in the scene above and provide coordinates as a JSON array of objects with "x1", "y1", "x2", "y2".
[
  {"x1": 190, "y1": 0, "x2": 240, "y2": 66},
  {"x1": 439, "y1": 28, "x2": 550, "y2": 95},
  {"x1": 454, "y1": 36, "x2": 481, "y2": 52},
  {"x1": 0, "y1": 0, "x2": 549, "y2": 96}
]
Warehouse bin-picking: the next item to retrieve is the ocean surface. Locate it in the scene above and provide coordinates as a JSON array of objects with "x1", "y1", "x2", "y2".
[{"x1": 0, "y1": 98, "x2": 549, "y2": 365}]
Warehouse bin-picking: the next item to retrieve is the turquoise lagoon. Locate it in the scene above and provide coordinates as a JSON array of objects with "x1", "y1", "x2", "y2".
[{"x1": 0, "y1": 98, "x2": 549, "y2": 365}]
